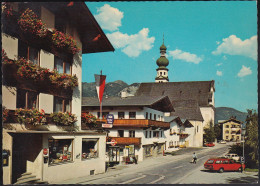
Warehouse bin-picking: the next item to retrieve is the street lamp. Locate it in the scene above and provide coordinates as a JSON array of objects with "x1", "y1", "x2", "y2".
[{"x1": 241, "y1": 127, "x2": 246, "y2": 172}]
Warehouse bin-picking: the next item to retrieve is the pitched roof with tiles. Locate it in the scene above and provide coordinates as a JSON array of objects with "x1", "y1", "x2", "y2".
[
  {"x1": 135, "y1": 81, "x2": 215, "y2": 107},
  {"x1": 82, "y1": 95, "x2": 174, "y2": 112}
]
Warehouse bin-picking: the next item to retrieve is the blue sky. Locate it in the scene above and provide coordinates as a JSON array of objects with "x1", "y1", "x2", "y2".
[{"x1": 82, "y1": 1, "x2": 257, "y2": 113}]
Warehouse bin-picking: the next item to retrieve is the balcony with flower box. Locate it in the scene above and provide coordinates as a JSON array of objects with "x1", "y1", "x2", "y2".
[
  {"x1": 2, "y1": 7, "x2": 80, "y2": 56},
  {"x1": 3, "y1": 108, "x2": 78, "y2": 132},
  {"x1": 177, "y1": 132, "x2": 189, "y2": 138},
  {"x1": 2, "y1": 51, "x2": 78, "y2": 98}
]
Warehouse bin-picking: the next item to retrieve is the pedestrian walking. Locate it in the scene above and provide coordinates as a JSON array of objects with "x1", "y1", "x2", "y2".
[{"x1": 192, "y1": 152, "x2": 197, "y2": 164}]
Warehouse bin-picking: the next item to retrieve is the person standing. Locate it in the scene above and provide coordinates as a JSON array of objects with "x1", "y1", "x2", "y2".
[{"x1": 192, "y1": 152, "x2": 197, "y2": 164}]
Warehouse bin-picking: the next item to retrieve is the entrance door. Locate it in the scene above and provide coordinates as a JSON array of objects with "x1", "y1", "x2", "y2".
[{"x1": 12, "y1": 133, "x2": 42, "y2": 183}]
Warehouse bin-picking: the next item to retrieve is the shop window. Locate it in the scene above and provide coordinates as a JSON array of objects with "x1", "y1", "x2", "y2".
[
  {"x1": 145, "y1": 131, "x2": 148, "y2": 138},
  {"x1": 97, "y1": 112, "x2": 109, "y2": 119},
  {"x1": 149, "y1": 131, "x2": 152, "y2": 138},
  {"x1": 118, "y1": 130, "x2": 124, "y2": 137},
  {"x1": 161, "y1": 131, "x2": 163, "y2": 137},
  {"x1": 48, "y1": 139, "x2": 73, "y2": 164},
  {"x1": 169, "y1": 141, "x2": 173, "y2": 147},
  {"x1": 150, "y1": 113, "x2": 152, "y2": 120},
  {"x1": 145, "y1": 112, "x2": 148, "y2": 119},
  {"x1": 129, "y1": 112, "x2": 136, "y2": 119},
  {"x1": 154, "y1": 114, "x2": 156, "y2": 120},
  {"x1": 17, "y1": 89, "x2": 38, "y2": 109},
  {"x1": 82, "y1": 138, "x2": 99, "y2": 160},
  {"x1": 118, "y1": 112, "x2": 125, "y2": 119},
  {"x1": 144, "y1": 146, "x2": 152, "y2": 156},
  {"x1": 18, "y1": 41, "x2": 39, "y2": 65},
  {"x1": 153, "y1": 131, "x2": 159, "y2": 138},
  {"x1": 54, "y1": 56, "x2": 71, "y2": 74},
  {"x1": 129, "y1": 130, "x2": 135, "y2": 137},
  {"x1": 54, "y1": 96, "x2": 70, "y2": 113}
]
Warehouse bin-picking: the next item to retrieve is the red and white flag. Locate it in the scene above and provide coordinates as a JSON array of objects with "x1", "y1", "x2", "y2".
[{"x1": 94, "y1": 73, "x2": 106, "y2": 104}]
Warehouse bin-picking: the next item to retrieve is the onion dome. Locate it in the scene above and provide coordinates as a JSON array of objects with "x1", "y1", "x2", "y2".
[
  {"x1": 156, "y1": 56, "x2": 169, "y2": 67},
  {"x1": 160, "y1": 43, "x2": 167, "y2": 50}
]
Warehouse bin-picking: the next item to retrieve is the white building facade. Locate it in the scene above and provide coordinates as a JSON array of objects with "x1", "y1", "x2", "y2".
[{"x1": 2, "y1": 2, "x2": 114, "y2": 184}]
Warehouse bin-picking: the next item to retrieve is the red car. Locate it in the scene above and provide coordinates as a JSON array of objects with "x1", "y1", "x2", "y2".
[
  {"x1": 204, "y1": 158, "x2": 245, "y2": 173},
  {"x1": 204, "y1": 142, "x2": 215, "y2": 147}
]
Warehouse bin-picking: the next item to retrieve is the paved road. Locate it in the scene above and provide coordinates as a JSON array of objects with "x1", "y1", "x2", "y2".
[{"x1": 55, "y1": 143, "x2": 249, "y2": 184}]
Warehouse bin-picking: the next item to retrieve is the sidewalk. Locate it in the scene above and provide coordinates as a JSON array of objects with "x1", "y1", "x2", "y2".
[{"x1": 51, "y1": 144, "x2": 227, "y2": 184}]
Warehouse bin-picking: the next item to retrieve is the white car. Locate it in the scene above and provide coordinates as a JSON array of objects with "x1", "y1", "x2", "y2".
[
  {"x1": 224, "y1": 153, "x2": 240, "y2": 161},
  {"x1": 219, "y1": 140, "x2": 226, "y2": 144}
]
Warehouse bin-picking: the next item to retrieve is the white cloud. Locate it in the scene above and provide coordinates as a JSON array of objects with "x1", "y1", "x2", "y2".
[
  {"x1": 168, "y1": 49, "x2": 202, "y2": 64},
  {"x1": 106, "y1": 28, "x2": 155, "y2": 57},
  {"x1": 216, "y1": 41, "x2": 220, "y2": 45},
  {"x1": 223, "y1": 55, "x2": 227, "y2": 60},
  {"x1": 237, "y1": 65, "x2": 252, "y2": 77},
  {"x1": 216, "y1": 70, "x2": 223, "y2": 76},
  {"x1": 216, "y1": 63, "x2": 223, "y2": 66},
  {"x1": 94, "y1": 4, "x2": 124, "y2": 32},
  {"x1": 212, "y1": 35, "x2": 257, "y2": 60}
]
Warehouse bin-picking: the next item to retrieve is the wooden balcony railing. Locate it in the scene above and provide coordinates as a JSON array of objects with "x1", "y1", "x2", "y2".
[
  {"x1": 177, "y1": 133, "x2": 189, "y2": 138},
  {"x1": 97, "y1": 119, "x2": 170, "y2": 129},
  {"x1": 107, "y1": 137, "x2": 141, "y2": 146}
]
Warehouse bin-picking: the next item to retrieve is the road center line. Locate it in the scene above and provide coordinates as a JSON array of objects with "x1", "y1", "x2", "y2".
[
  {"x1": 119, "y1": 175, "x2": 146, "y2": 184},
  {"x1": 171, "y1": 165, "x2": 184, "y2": 169},
  {"x1": 149, "y1": 175, "x2": 165, "y2": 184}
]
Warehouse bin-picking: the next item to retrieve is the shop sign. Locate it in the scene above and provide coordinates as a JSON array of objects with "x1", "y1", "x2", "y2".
[
  {"x1": 43, "y1": 148, "x2": 49, "y2": 156},
  {"x1": 111, "y1": 139, "x2": 117, "y2": 146},
  {"x1": 106, "y1": 114, "x2": 114, "y2": 124},
  {"x1": 102, "y1": 123, "x2": 113, "y2": 128}
]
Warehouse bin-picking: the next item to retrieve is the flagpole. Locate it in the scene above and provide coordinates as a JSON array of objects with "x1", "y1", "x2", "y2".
[{"x1": 100, "y1": 70, "x2": 102, "y2": 120}]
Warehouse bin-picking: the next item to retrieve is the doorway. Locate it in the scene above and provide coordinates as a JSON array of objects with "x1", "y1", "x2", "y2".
[{"x1": 12, "y1": 133, "x2": 42, "y2": 183}]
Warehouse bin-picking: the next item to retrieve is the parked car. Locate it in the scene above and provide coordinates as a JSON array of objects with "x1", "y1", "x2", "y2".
[
  {"x1": 219, "y1": 140, "x2": 226, "y2": 144},
  {"x1": 204, "y1": 158, "x2": 245, "y2": 173},
  {"x1": 204, "y1": 142, "x2": 215, "y2": 147},
  {"x1": 224, "y1": 153, "x2": 240, "y2": 161}
]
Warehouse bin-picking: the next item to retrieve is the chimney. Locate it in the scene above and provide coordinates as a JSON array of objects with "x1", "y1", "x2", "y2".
[{"x1": 121, "y1": 91, "x2": 127, "y2": 98}]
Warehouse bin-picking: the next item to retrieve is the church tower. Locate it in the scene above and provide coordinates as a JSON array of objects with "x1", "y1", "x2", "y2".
[{"x1": 155, "y1": 36, "x2": 169, "y2": 83}]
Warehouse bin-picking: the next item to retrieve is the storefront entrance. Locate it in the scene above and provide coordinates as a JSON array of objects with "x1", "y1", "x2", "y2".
[
  {"x1": 12, "y1": 133, "x2": 42, "y2": 183},
  {"x1": 107, "y1": 146, "x2": 120, "y2": 166}
]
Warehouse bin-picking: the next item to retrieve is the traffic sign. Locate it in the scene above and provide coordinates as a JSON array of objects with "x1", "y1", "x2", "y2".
[{"x1": 111, "y1": 139, "x2": 117, "y2": 146}]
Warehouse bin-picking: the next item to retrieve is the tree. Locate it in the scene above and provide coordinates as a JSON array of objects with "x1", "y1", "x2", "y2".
[
  {"x1": 214, "y1": 124, "x2": 222, "y2": 140},
  {"x1": 245, "y1": 109, "x2": 258, "y2": 165},
  {"x1": 203, "y1": 120, "x2": 216, "y2": 142}
]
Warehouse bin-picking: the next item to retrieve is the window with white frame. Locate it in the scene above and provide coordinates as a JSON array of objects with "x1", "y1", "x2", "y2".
[
  {"x1": 17, "y1": 89, "x2": 38, "y2": 109},
  {"x1": 54, "y1": 96, "x2": 70, "y2": 113},
  {"x1": 129, "y1": 112, "x2": 136, "y2": 119},
  {"x1": 82, "y1": 138, "x2": 99, "y2": 160},
  {"x1": 118, "y1": 112, "x2": 125, "y2": 119},
  {"x1": 129, "y1": 130, "x2": 135, "y2": 137}
]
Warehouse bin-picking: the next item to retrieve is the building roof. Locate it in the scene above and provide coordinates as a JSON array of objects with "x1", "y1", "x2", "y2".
[
  {"x1": 135, "y1": 81, "x2": 215, "y2": 107},
  {"x1": 218, "y1": 117, "x2": 243, "y2": 125},
  {"x1": 41, "y1": 2, "x2": 114, "y2": 54},
  {"x1": 82, "y1": 95, "x2": 174, "y2": 112}
]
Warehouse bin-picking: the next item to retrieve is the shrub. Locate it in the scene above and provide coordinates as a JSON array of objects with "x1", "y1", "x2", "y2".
[{"x1": 49, "y1": 69, "x2": 78, "y2": 89}]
